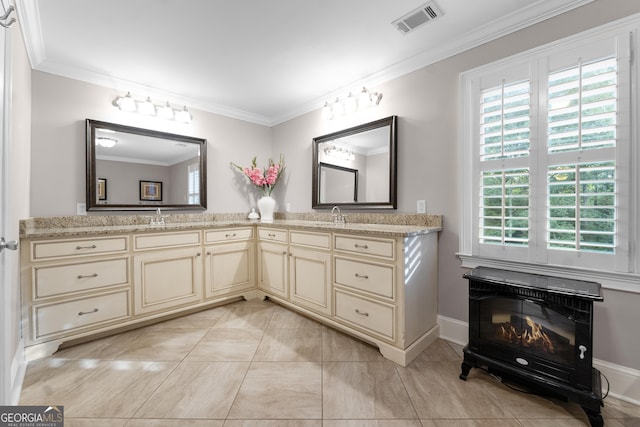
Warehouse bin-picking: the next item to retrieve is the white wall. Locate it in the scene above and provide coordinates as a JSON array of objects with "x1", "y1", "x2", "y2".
[
  {"x1": 28, "y1": 0, "x2": 640, "y2": 371},
  {"x1": 30, "y1": 72, "x2": 272, "y2": 216}
]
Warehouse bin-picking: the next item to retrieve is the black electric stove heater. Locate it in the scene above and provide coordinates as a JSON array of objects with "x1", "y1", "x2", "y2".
[{"x1": 460, "y1": 267, "x2": 604, "y2": 427}]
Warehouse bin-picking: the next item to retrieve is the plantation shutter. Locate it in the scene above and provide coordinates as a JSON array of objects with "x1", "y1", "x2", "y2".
[{"x1": 478, "y1": 80, "x2": 531, "y2": 249}]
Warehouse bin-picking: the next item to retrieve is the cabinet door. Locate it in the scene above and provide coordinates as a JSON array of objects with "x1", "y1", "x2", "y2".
[
  {"x1": 289, "y1": 246, "x2": 332, "y2": 316},
  {"x1": 257, "y1": 241, "x2": 288, "y2": 299},
  {"x1": 204, "y1": 241, "x2": 255, "y2": 298},
  {"x1": 133, "y1": 247, "x2": 203, "y2": 314}
]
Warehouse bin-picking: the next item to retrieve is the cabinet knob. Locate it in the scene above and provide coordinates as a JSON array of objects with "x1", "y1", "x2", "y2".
[{"x1": 206, "y1": 251, "x2": 211, "y2": 256}]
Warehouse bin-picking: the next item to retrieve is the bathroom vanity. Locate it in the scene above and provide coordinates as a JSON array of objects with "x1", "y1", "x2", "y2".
[{"x1": 20, "y1": 214, "x2": 441, "y2": 366}]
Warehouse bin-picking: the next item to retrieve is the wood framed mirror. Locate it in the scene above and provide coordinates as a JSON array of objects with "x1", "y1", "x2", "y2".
[
  {"x1": 312, "y1": 115, "x2": 397, "y2": 209},
  {"x1": 86, "y1": 119, "x2": 207, "y2": 211}
]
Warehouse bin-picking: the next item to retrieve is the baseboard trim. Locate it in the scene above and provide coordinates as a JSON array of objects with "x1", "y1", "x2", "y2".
[
  {"x1": 437, "y1": 315, "x2": 640, "y2": 405},
  {"x1": 10, "y1": 339, "x2": 26, "y2": 405}
]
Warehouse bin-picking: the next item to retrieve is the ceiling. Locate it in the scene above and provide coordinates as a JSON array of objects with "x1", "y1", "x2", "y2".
[{"x1": 18, "y1": 0, "x2": 592, "y2": 126}]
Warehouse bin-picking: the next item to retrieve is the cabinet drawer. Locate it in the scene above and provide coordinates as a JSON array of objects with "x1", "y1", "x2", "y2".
[
  {"x1": 134, "y1": 231, "x2": 201, "y2": 250},
  {"x1": 34, "y1": 258, "x2": 129, "y2": 299},
  {"x1": 334, "y1": 290, "x2": 395, "y2": 340},
  {"x1": 205, "y1": 227, "x2": 253, "y2": 243},
  {"x1": 34, "y1": 290, "x2": 130, "y2": 339},
  {"x1": 290, "y1": 230, "x2": 331, "y2": 249},
  {"x1": 258, "y1": 228, "x2": 288, "y2": 243},
  {"x1": 335, "y1": 257, "x2": 394, "y2": 299},
  {"x1": 334, "y1": 235, "x2": 394, "y2": 259},
  {"x1": 31, "y1": 236, "x2": 128, "y2": 261}
]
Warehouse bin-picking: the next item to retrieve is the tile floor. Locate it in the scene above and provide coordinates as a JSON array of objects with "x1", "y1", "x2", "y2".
[{"x1": 19, "y1": 298, "x2": 640, "y2": 426}]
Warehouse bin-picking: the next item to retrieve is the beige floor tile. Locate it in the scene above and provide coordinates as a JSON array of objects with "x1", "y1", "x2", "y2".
[
  {"x1": 323, "y1": 361, "x2": 418, "y2": 419},
  {"x1": 396, "y1": 361, "x2": 511, "y2": 419},
  {"x1": 227, "y1": 361, "x2": 322, "y2": 419},
  {"x1": 214, "y1": 300, "x2": 276, "y2": 330},
  {"x1": 266, "y1": 305, "x2": 322, "y2": 329},
  {"x1": 603, "y1": 397, "x2": 640, "y2": 419},
  {"x1": 64, "y1": 419, "x2": 128, "y2": 427},
  {"x1": 518, "y1": 419, "x2": 589, "y2": 426},
  {"x1": 60, "y1": 361, "x2": 177, "y2": 418},
  {"x1": 429, "y1": 420, "x2": 526, "y2": 426},
  {"x1": 127, "y1": 420, "x2": 224, "y2": 426},
  {"x1": 481, "y1": 374, "x2": 587, "y2": 420},
  {"x1": 134, "y1": 362, "x2": 250, "y2": 419},
  {"x1": 145, "y1": 307, "x2": 225, "y2": 329},
  {"x1": 54, "y1": 329, "x2": 146, "y2": 360},
  {"x1": 223, "y1": 421, "x2": 321, "y2": 426},
  {"x1": 322, "y1": 326, "x2": 385, "y2": 362},
  {"x1": 19, "y1": 358, "x2": 110, "y2": 405},
  {"x1": 185, "y1": 328, "x2": 264, "y2": 361},
  {"x1": 253, "y1": 327, "x2": 322, "y2": 361},
  {"x1": 323, "y1": 421, "x2": 423, "y2": 427},
  {"x1": 410, "y1": 338, "x2": 462, "y2": 363},
  {"x1": 115, "y1": 328, "x2": 207, "y2": 361}
]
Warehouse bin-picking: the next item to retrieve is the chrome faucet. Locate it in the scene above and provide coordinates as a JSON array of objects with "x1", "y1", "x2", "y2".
[
  {"x1": 150, "y1": 207, "x2": 165, "y2": 226},
  {"x1": 331, "y1": 206, "x2": 345, "y2": 225}
]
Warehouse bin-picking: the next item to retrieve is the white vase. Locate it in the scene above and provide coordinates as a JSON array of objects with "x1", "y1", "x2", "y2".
[{"x1": 257, "y1": 196, "x2": 275, "y2": 222}]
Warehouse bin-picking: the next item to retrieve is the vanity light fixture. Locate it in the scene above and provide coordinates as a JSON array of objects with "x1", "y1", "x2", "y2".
[
  {"x1": 157, "y1": 102, "x2": 175, "y2": 120},
  {"x1": 115, "y1": 92, "x2": 136, "y2": 112},
  {"x1": 138, "y1": 97, "x2": 156, "y2": 115},
  {"x1": 321, "y1": 86, "x2": 383, "y2": 120},
  {"x1": 174, "y1": 106, "x2": 192, "y2": 124},
  {"x1": 324, "y1": 145, "x2": 355, "y2": 161},
  {"x1": 113, "y1": 93, "x2": 193, "y2": 123}
]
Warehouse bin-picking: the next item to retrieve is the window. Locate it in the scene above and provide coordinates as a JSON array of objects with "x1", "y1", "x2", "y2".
[
  {"x1": 188, "y1": 163, "x2": 200, "y2": 204},
  {"x1": 460, "y1": 20, "x2": 635, "y2": 279}
]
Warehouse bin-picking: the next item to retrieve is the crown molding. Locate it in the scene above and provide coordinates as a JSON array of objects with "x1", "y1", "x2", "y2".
[
  {"x1": 14, "y1": 0, "x2": 45, "y2": 67},
  {"x1": 17, "y1": 0, "x2": 594, "y2": 127}
]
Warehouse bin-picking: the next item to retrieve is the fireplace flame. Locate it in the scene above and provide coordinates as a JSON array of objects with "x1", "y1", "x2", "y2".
[{"x1": 497, "y1": 316, "x2": 555, "y2": 353}]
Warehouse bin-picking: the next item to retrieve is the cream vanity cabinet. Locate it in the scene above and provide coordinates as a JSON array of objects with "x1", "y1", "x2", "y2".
[
  {"x1": 21, "y1": 235, "x2": 132, "y2": 358},
  {"x1": 332, "y1": 232, "x2": 439, "y2": 364},
  {"x1": 133, "y1": 231, "x2": 203, "y2": 315},
  {"x1": 203, "y1": 227, "x2": 255, "y2": 298},
  {"x1": 256, "y1": 227, "x2": 289, "y2": 299},
  {"x1": 288, "y1": 230, "x2": 332, "y2": 316}
]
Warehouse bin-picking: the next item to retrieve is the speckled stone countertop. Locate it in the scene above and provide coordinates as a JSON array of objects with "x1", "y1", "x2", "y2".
[{"x1": 20, "y1": 212, "x2": 442, "y2": 239}]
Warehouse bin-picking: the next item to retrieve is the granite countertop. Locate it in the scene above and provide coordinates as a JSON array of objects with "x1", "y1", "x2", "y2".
[{"x1": 20, "y1": 213, "x2": 442, "y2": 239}]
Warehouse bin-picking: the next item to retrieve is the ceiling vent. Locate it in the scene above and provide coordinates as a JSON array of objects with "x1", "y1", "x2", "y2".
[{"x1": 392, "y1": 1, "x2": 444, "y2": 35}]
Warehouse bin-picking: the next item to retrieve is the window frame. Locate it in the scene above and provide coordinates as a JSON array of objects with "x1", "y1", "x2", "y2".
[{"x1": 458, "y1": 15, "x2": 639, "y2": 292}]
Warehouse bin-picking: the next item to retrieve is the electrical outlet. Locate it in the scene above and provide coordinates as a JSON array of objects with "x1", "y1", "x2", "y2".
[
  {"x1": 417, "y1": 200, "x2": 426, "y2": 213},
  {"x1": 286, "y1": 202, "x2": 291, "y2": 212},
  {"x1": 77, "y1": 203, "x2": 87, "y2": 215}
]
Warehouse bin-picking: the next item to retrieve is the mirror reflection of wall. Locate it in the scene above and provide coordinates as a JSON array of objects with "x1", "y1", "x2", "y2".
[{"x1": 319, "y1": 163, "x2": 358, "y2": 203}]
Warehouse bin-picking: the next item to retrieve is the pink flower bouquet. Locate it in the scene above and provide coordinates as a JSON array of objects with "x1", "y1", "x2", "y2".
[{"x1": 231, "y1": 155, "x2": 285, "y2": 196}]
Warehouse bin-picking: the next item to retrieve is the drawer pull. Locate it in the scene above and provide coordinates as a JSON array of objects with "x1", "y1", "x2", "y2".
[
  {"x1": 77, "y1": 273, "x2": 98, "y2": 279},
  {"x1": 354, "y1": 273, "x2": 369, "y2": 279},
  {"x1": 355, "y1": 309, "x2": 369, "y2": 317},
  {"x1": 78, "y1": 308, "x2": 99, "y2": 316},
  {"x1": 225, "y1": 233, "x2": 237, "y2": 238},
  {"x1": 75, "y1": 244, "x2": 97, "y2": 250},
  {"x1": 354, "y1": 244, "x2": 369, "y2": 249},
  {"x1": 268, "y1": 233, "x2": 276, "y2": 238}
]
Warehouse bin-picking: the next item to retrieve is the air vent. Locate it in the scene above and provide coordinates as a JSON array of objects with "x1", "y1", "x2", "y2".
[{"x1": 392, "y1": 1, "x2": 444, "y2": 35}]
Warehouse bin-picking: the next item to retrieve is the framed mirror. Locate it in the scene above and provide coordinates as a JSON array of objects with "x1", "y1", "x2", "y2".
[
  {"x1": 312, "y1": 115, "x2": 397, "y2": 209},
  {"x1": 86, "y1": 119, "x2": 207, "y2": 211}
]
